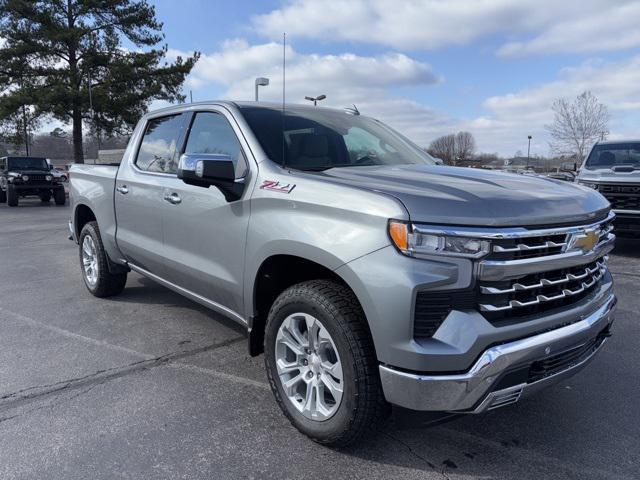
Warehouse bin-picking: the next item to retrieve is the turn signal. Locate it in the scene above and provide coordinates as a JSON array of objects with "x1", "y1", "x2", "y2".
[{"x1": 388, "y1": 221, "x2": 408, "y2": 252}]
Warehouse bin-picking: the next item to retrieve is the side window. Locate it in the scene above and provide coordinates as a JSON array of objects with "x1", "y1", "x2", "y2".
[
  {"x1": 184, "y1": 112, "x2": 247, "y2": 177},
  {"x1": 0, "y1": 158, "x2": 5, "y2": 170},
  {"x1": 135, "y1": 114, "x2": 184, "y2": 173}
]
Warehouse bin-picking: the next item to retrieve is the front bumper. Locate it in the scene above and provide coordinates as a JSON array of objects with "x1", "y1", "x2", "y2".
[
  {"x1": 11, "y1": 182, "x2": 63, "y2": 191},
  {"x1": 379, "y1": 292, "x2": 616, "y2": 412}
]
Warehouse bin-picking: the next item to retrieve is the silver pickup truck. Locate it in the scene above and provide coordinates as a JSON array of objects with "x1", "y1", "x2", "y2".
[
  {"x1": 577, "y1": 139, "x2": 640, "y2": 236},
  {"x1": 69, "y1": 101, "x2": 616, "y2": 446}
]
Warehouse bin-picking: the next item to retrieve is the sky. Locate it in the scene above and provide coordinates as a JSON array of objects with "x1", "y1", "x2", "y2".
[{"x1": 150, "y1": 0, "x2": 640, "y2": 157}]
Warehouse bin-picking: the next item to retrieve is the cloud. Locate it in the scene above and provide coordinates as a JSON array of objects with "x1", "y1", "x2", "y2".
[
  {"x1": 464, "y1": 55, "x2": 640, "y2": 154},
  {"x1": 251, "y1": 0, "x2": 639, "y2": 56},
  {"x1": 497, "y1": 2, "x2": 640, "y2": 56},
  {"x1": 169, "y1": 40, "x2": 454, "y2": 144},
  {"x1": 168, "y1": 41, "x2": 640, "y2": 157}
]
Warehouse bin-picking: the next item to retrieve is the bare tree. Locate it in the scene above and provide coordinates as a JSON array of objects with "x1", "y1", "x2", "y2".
[
  {"x1": 545, "y1": 91, "x2": 609, "y2": 164},
  {"x1": 455, "y1": 131, "x2": 476, "y2": 162},
  {"x1": 428, "y1": 134, "x2": 456, "y2": 164},
  {"x1": 428, "y1": 131, "x2": 476, "y2": 165}
]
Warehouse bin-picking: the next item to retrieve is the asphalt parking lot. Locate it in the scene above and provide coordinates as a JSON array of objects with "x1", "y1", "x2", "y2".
[{"x1": 0, "y1": 200, "x2": 638, "y2": 480}]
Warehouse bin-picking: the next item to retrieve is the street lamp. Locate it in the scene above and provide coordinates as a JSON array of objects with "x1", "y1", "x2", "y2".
[
  {"x1": 255, "y1": 77, "x2": 269, "y2": 101},
  {"x1": 304, "y1": 94, "x2": 326, "y2": 106},
  {"x1": 527, "y1": 135, "x2": 532, "y2": 169}
]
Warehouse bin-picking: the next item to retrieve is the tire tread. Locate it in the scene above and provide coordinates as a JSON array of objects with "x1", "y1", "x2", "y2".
[{"x1": 265, "y1": 280, "x2": 390, "y2": 447}]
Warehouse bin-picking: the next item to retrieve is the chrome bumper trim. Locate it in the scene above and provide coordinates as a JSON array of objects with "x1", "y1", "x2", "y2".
[{"x1": 379, "y1": 293, "x2": 616, "y2": 412}]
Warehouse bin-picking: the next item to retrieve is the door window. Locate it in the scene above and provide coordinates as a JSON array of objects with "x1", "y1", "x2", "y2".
[
  {"x1": 135, "y1": 114, "x2": 185, "y2": 173},
  {"x1": 183, "y1": 112, "x2": 247, "y2": 177}
]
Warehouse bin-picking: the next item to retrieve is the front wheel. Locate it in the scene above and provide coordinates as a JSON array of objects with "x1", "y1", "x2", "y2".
[
  {"x1": 264, "y1": 280, "x2": 390, "y2": 447},
  {"x1": 54, "y1": 188, "x2": 66, "y2": 205},
  {"x1": 7, "y1": 185, "x2": 18, "y2": 207},
  {"x1": 79, "y1": 221, "x2": 127, "y2": 297},
  {"x1": 0, "y1": 187, "x2": 6, "y2": 203}
]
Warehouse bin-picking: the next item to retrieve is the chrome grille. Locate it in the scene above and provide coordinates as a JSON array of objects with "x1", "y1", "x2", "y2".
[
  {"x1": 486, "y1": 219, "x2": 614, "y2": 261},
  {"x1": 599, "y1": 183, "x2": 640, "y2": 211},
  {"x1": 479, "y1": 258, "x2": 606, "y2": 314}
]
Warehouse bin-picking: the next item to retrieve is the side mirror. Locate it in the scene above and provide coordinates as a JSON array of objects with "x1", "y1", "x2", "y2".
[
  {"x1": 433, "y1": 157, "x2": 444, "y2": 165},
  {"x1": 560, "y1": 161, "x2": 577, "y2": 172},
  {"x1": 177, "y1": 153, "x2": 245, "y2": 201}
]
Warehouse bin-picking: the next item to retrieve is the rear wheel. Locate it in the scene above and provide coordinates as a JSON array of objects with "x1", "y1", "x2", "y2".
[
  {"x1": 79, "y1": 221, "x2": 127, "y2": 297},
  {"x1": 54, "y1": 188, "x2": 66, "y2": 205},
  {"x1": 264, "y1": 280, "x2": 390, "y2": 447},
  {"x1": 7, "y1": 185, "x2": 18, "y2": 207}
]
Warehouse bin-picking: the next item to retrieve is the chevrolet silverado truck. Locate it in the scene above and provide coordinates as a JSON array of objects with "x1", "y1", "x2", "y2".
[
  {"x1": 577, "y1": 140, "x2": 640, "y2": 236},
  {"x1": 69, "y1": 102, "x2": 616, "y2": 446},
  {"x1": 0, "y1": 156, "x2": 66, "y2": 206}
]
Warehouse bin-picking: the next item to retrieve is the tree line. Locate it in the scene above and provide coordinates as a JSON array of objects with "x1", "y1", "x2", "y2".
[
  {"x1": 0, "y1": 0, "x2": 199, "y2": 163},
  {"x1": 427, "y1": 91, "x2": 609, "y2": 166}
]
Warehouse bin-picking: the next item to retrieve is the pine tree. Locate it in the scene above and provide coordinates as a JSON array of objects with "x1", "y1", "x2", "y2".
[{"x1": 0, "y1": 0, "x2": 199, "y2": 162}]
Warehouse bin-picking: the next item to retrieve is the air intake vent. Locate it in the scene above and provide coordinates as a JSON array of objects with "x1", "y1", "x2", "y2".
[{"x1": 414, "y1": 290, "x2": 476, "y2": 338}]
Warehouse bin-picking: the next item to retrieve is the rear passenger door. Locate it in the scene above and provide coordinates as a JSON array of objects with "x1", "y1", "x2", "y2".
[
  {"x1": 115, "y1": 113, "x2": 188, "y2": 276},
  {"x1": 160, "y1": 109, "x2": 252, "y2": 317}
]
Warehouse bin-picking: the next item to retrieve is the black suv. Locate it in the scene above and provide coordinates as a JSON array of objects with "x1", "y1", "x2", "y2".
[{"x1": 0, "y1": 156, "x2": 66, "y2": 206}]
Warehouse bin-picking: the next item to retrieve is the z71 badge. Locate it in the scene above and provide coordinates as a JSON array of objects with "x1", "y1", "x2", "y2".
[{"x1": 260, "y1": 180, "x2": 296, "y2": 194}]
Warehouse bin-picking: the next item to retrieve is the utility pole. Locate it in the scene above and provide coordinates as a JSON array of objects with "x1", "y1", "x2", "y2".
[{"x1": 527, "y1": 135, "x2": 532, "y2": 169}]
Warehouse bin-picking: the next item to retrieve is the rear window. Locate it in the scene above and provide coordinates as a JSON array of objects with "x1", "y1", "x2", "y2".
[
  {"x1": 585, "y1": 143, "x2": 640, "y2": 169},
  {"x1": 135, "y1": 114, "x2": 185, "y2": 173}
]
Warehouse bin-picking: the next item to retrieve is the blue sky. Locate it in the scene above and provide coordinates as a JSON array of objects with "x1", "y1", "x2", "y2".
[{"x1": 150, "y1": 0, "x2": 640, "y2": 156}]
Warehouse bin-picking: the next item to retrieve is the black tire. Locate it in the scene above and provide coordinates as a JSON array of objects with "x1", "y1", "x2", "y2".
[
  {"x1": 79, "y1": 221, "x2": 127, "y2": 297},
  {"x1": 54, "y1": 187, "x2": 66, "y2": 205},
  {"x1": 40, "y1": 192, "x2": 52, "y2": 202},
  {"x1": 264, "y1": 280, "x2": 390, "y2": 447},
  {"x1": 0, "y1": 187, "x2": 6, "y2": 203},
  {"x1": 7, "y1": 185, "x2": 18, "y2": 207}
]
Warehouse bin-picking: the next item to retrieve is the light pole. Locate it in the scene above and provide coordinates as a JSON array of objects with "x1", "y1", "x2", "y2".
[
  {"x1": 304, "y1": 94, "x2": 326, "y2": 106},
  {"x1": 527, "y1": 135, "x2": 532, "y2": 169},
  {"x1": 255, "y1": 77, "x2": 269, "y2": 101}
]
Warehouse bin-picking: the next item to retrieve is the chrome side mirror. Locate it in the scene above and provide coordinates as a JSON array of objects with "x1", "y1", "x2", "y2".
[{"x1": 177, "y1": 153, "x2": 245, "y2": 201}]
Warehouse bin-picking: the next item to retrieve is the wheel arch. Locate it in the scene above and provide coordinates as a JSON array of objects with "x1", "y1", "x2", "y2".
[
  {"x1": 74, "y1": 203, "x2": 97, "y2": 239},
  {"x1": 247, "y1": 253, "x2": 369, "y2": 357}
]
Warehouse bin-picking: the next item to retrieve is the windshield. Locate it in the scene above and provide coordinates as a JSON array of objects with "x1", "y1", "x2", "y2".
[
  {"x1": 239, "y1": 105, "x2": 435, "y2": 170},
  {"x1": 7, "y1": 157, "x2": 49, "y2": 170},
  {"x1": 585, "y1": 143, "x2": 640, "y2": 170}
]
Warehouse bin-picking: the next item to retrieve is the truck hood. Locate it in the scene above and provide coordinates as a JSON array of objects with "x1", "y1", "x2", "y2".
[
  {"x1": 319, "y1": 164, "x2": 610, "y2": 226},
  {"x1": 578, "y1": 167, "x2": 640, "y2": 184}
]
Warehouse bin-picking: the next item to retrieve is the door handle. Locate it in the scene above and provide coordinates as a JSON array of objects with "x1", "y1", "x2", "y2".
[
  {"x1": 163, "y1": 192, "x2": 182, "y2": 205},
  {"x1": 116, "y1": 185, "x2": 129, "y2": 194}
]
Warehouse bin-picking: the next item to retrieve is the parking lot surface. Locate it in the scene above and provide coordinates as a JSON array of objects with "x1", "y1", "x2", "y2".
[{"x1": 1, "y1": 200, "x2": 638, "y2": 479}]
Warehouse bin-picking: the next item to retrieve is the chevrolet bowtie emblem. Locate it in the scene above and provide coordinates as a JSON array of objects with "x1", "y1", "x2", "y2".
[{"x1": 568, "y1": 228, "x2": 599, "y2": 253}]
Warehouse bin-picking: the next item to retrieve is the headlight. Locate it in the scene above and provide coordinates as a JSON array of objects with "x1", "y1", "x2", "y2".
[
  {"x1": 389, "y1": 221, "x2": 491, "y2": 258},
  {"x1": 46, "y1": 175, "x2": 53, "y2": 181},
  {"x1": 578, "y1": 181, "x2": 598, "y2": 190},
  {"x1": 22, "y1": 175, "x2": 29, "y2": 182}
]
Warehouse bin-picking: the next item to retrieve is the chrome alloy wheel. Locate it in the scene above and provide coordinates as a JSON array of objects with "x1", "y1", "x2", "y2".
[
  {"x1": 82, "y1": 235, "x2": 99, "y2": 287},
  {"x1": 275, "y1": 313, "x2": 344, "y2": 421}
]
